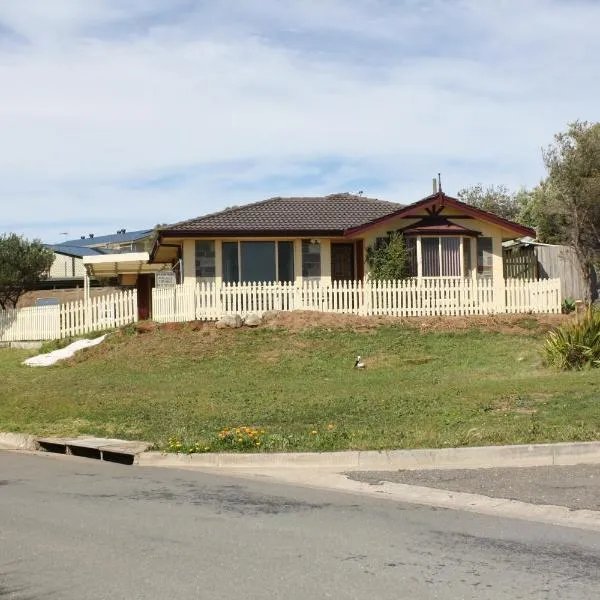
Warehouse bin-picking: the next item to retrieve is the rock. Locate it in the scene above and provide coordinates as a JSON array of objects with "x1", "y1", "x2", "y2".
[
  {"x1": 244, "y1": 313, "x2": 262, "y2": 327},
  {"x1": 216, "y1": 314, "x2": 243, "y2": 329},
  {"x1": 188, "y1": 320, "x2": 205, "y2": 331},
  {"x1": 135, "y1": 321, "x2": 157, "y2": 334}
]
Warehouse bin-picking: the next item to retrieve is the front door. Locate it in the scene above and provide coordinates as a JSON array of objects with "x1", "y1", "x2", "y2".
[{"x1": 331, "y1": 243, "x2": 355, "y2": 281}]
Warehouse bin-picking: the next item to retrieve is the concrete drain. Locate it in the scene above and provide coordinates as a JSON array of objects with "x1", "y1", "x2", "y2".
[{"x1": 36, "y1": 437, "x2": 150, "y2": 466}]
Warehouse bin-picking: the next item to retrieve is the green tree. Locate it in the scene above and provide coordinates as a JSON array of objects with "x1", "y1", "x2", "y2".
[
  {"x1": 366, "y1": 233, "x2": 410, "y2": 281},
  {"x1": 457, "y1": 183, "x2": 523, "y2": 222},
  {"x1": 516, "y1": 180, "x2": 565, "y2": 244},
  {"x1": 0, "y1": 234, "x2": 54, "y2": 309},
  {"x1": 542, "y1": 121, "x2": 600, "y2": 301}
]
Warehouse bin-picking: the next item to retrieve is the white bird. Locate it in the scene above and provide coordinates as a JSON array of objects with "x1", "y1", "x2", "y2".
[{"x1": 354, "y1": 355, "x2": 366, "y2": 369}]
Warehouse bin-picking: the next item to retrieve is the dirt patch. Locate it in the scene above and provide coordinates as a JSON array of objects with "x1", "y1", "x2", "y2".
[
  {"x1": 260, "y1": 310, "x2": 572, "y2": 335},
  {"x1": 17, "y1": 286, "x2": 119, "y2": 308}
]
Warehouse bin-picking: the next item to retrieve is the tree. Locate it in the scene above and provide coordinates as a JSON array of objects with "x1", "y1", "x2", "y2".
[
  {"x1": 0, "y1": 234, "x2": 54, "y2": 309},
  {"x1": 366, "y1": 233, "x2": 410, "y2": 281},
  {"x1": 457, "y1": 184, "x2": 523, "y2": 222},
  {"x1": 542, "y1": 121, "x2": 600, "y2": 301},
  {"x1": 516, "y1": 180, "x2": 565, "y2": 244}
]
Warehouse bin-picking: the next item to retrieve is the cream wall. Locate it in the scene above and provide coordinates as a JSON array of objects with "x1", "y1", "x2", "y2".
[{"x1": 48, "y1": 253, "x2": 86, "y2": 279}]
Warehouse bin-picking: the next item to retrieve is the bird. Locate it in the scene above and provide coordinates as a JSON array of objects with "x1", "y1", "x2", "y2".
[{"x1": 354, "y1": 355, "x2": 366, "y2": 369}]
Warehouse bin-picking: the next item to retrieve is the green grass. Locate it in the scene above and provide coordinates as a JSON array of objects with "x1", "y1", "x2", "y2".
[{"x1": 1, "y1": 319, "x2": 599, "y2": 452}]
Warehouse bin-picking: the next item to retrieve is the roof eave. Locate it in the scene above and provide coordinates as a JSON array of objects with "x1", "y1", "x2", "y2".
[{"x1": 159, "y1": 228, "x2": 346, "y2": 238}]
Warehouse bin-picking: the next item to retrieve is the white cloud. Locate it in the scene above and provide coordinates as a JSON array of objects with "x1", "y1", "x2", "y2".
[{"x1": 0, "y1": 0, "x2": 599, "y2": 241}]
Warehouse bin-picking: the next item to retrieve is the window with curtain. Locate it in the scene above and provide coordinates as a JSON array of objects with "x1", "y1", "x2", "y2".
[
  {"x1": 421, "y1": 238, "x2": 440, "y2": 276},
  {"x1": 195, "y1": 241, "x2": 215, "y2": 278},
  {"x1": 441, "y1": 238, "x2": 461, "y2": 276},
  {"x1": 463, "y1": 238, "x2": 472, "y2": 275},
  {"x1": 302, "y1": 240, "x2": 321, "y2": 278}
]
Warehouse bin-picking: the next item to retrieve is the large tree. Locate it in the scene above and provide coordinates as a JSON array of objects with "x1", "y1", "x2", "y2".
[
  {"x1": 542, "y1": 121, "x2": 600, "y2": 301},
  {"x1": 0, "y1": 234, "x2": 54, "y2": 309},
  {"x1": 457, "y1": 183, "x2": 525, "y2": 222}
]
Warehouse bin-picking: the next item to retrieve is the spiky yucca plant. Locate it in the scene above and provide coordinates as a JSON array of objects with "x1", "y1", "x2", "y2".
[{"x1": 543, "y1": 308, "x2": 600, "y2": 370}]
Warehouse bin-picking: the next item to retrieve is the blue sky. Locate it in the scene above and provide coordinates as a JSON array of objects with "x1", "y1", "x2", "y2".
[{"x1": 0, "y1": 0, "x2": 599, "y2": 243}]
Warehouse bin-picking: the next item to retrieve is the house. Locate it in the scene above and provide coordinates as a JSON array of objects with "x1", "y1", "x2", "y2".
[
  {"x1": 151, "y1": 190, "x2": 535, "y2": 286},
  {"x1": 57, "y1": 229, "x2": 153, "y2": 254}
]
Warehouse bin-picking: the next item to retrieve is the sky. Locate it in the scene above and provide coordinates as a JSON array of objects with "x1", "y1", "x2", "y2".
[{"x1": 0, "y1": 0, "x2": 598, "y2": 243}]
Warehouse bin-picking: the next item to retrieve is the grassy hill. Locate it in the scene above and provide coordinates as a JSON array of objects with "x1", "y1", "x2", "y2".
[{"x1": 1, "y1": 312, "x2": 599, "y2": 452}]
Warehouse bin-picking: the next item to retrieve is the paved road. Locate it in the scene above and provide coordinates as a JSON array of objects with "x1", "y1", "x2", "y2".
[
  {"x1": 347, "y1": 464, "x2": 600, "y2": 511},
  {"x1": 1, "y1": 453, "x2": 600, "y2": 600}
]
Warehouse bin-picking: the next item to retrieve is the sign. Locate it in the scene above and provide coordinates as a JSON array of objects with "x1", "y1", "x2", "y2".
[{"x1": 155, "y1": 271, "x2": 177, "y2": 287}]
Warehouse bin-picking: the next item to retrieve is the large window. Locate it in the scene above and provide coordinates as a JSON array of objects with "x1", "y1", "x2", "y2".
[
  {"x1": 415, "y1": 236, "x2": 469, "y2": 277},
  {"x1": 195, "y1": 241, "x2": 215, "y2": 278},
  {"x1": 222, "y1": 241, "x2": 295, "y2": 283},
  {"x1": 302, "y1": 240, "x2": 321, "y2": 278}
]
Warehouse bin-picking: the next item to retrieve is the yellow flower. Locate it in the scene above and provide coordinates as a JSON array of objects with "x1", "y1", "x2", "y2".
[
  {"x1": 327, "y1": 424, "x2": 334, "y2": 430},
  {"x1": 311, "y1": 430, "x2": 317, "y2": 435}
]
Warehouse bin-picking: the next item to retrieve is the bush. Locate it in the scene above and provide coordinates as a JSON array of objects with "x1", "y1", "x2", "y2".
[
  {"x1": 543, "y1": 308, "x2": 600, "y2": 370},
  {"x1": 561, "y1": 297, "x2": 576, "y2": 314},
  {"x1": 366, "y1": 233, "x2": 410, "y2": 281}
]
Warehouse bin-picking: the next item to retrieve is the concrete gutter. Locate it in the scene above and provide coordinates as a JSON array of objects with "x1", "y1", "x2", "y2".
[
  {"x1": 2, "y1": 432, "x2": 600, "y2": 472},
  {"x1": 136, "y1": 441, "x2": 600, "y2": 470}
]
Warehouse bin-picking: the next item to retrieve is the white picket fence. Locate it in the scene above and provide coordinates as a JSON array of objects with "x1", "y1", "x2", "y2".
[
  {"x1": 152, "y1": 278, "x2": 562, "y2": 323},
  {"x1": 0, "y1": 290, "x2": 138, "y2": 342}
]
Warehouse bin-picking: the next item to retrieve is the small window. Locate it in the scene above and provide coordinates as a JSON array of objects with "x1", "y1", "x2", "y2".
[
  {"x1": 302, "y1": 240, "x2": 321, "y2": 278},
  {"x1": 463, "y1": 238, "x2": 472, "y2": 275},
  {"x1": 195, "y1": 241, "x2": 215, "y2": 278},
  {"x1": 277, "y1": 241, "x2": 294, "y2": 282},
  {"x1": 477, "y1": 237, "x2": 494, "y2": 279},
  {"x1": 405, "y1": 237, "x2": 418, "y2": 277},
  {"x1": 222, "y1": 242, "x2": 239, "y2": 283}
]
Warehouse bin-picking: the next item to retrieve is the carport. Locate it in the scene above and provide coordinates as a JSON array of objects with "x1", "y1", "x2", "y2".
[{"x1": 83, "y1": 252, "x2": 174, "y2": 319}]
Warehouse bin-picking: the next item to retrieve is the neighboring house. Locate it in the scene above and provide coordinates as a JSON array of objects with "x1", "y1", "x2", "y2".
[
  {"x1": 43, "y1": 229, "x2": 153, "y2": 289},
  {"x1": 58, "y1": 229, "x2": 153, "y2": 253},
  {"x1": 151, "y1": 191, "x2": 535, "y2": 286},
  {"x1": 43, "y1": 244, "x2": 107, "y2": 288}
]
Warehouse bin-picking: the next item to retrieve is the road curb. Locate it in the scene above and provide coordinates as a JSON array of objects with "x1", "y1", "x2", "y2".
[
  {"x1": 135, "y1": 441, "x2": 600, "y2": 470},
  {"x1": 0, "y1": 432, "x2": 38, "y2": 451}
]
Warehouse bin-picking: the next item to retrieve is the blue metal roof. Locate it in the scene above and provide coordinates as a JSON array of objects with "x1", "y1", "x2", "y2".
[
  {"x1": 60, "y1": 229, "x2": 152, "y2": 247},
  {"x1": 46, "y1": 244, "x2": 108, "y2": 258}
]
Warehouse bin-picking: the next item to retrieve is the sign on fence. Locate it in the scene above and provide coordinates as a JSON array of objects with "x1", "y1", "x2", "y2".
[{"x1": 155, "y1": 271, "x2": 177, "y2": 287}]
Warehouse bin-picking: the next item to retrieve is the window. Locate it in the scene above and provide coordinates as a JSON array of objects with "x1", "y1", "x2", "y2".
[
  {"x1": 195, "y1": 241, "x2": 215, "y2": 278},
  {"x1": 222, "y1": 241, "x2": 295, "y2": 283},
  {"x1": 277, "y1": 241, "x2": 294, "y2": 282},
  {"x1": 302, "y1": 240, "x2": 321, "y2": 278},
  {"x1": 463, "y1": 238, "x2": 472, "y2": 274},
  {"x1": 241, "y1": 242, "x2": 276, "y2": 283},
  {"x1": 440, "y1": 238, "x2": 461, "y2": 276},
  {"x1": 420, "y1": 237, "x2": 467, "y2": 277},
  {"x1": 405, "y1": 237, "x2": 418, "y2": 277},
  {"x1": 222, "y1": 242, "x2": 239, "y2": 283},
  {"x1": 477, "y1": 237, "x2": 493, "y2": 278},
  {"x1": 422, "y1": 238, "x2": 440, "y2": 276}
]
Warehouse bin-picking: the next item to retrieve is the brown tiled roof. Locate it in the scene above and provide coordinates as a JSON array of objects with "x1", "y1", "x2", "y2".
[{"x1": 162, "y1": 193, "x2": 403, "y2": 235}]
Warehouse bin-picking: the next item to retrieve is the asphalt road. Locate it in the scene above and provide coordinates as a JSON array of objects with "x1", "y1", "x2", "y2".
[
  {"x1": 1, "y1": 453, "x2": 600, "y2": 600},
  {"x1": 347, "y1": 464, "x2": 600, "y2": 511}
]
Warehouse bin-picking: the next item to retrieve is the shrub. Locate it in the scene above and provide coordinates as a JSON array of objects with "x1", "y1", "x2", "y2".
[
  {"x1": 543, "y1": 308, "x2": 600, "y2": 370},
  {"x1": 366, "y1": 233, "x2": 410, "y2": 281},
  {"x1": 561, "y1": 298, "x2": 576, "y2": 314}
]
